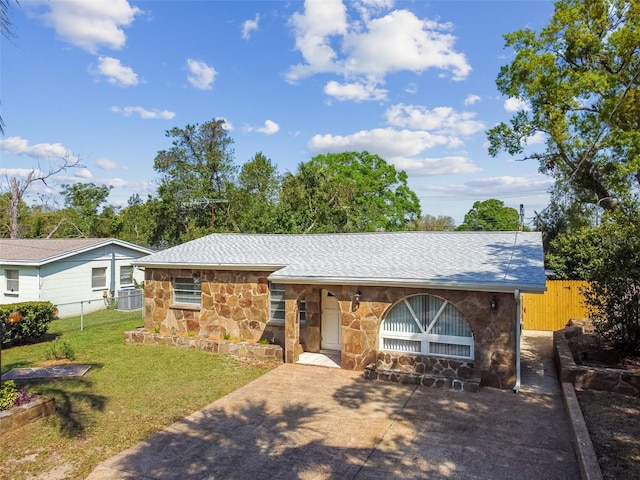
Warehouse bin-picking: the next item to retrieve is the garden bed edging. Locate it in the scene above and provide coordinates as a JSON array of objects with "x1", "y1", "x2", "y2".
[
  {"x1": 124, "y1": 328, "x2": 283, "y2": 363},
  {"x1": 0, "y1": 396, "x2": 55, "y2": 436}
]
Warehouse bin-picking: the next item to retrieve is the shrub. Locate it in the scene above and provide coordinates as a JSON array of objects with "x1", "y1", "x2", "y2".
[
  {"x1": 0, "y1": 302, "x2": 57, "y2": 346},
  {"x1": 0, "y1": 381, "x2": 36, "y2": 411},
  {"x1": 0, "y1": 380, "x2": 19, "y2": 410},
  {"x1": 44, "y1": 339, "x2": 76, "y2": 361}
]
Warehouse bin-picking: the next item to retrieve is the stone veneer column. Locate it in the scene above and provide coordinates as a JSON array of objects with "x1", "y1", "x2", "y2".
[{"x1": 284, "y1": 285, "x2": 301, "y2": 363}]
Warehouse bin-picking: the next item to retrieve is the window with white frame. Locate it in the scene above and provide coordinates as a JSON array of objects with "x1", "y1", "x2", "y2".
[
  {"x1": 173, "y1": 277, "x2": 201, "y2": 305},
  {"x1": 120, "y1": 265, "x2": 134, "y2": 286},
  {"x1": 5, "y1": 269, "x2": 19, "y2": 293},
  {"x1": 92, "y1": 267, "x2": 107, "y2": 289},
  {"x1": 269, "y1": 283, "x2": 285, "y2": 323},
  {"x1": 380, "y1": 294, "x2": 474, "y2": 360},
  {"x1": 299, "y1": 296, "x2": 306, "y2": 324}
]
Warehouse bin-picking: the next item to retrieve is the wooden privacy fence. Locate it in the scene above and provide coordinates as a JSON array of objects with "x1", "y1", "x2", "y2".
[{"x1": 522, "y1": 280, "x2": 590, "y2": 331}]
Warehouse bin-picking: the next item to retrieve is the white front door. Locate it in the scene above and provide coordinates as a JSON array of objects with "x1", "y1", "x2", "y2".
[{"x1": 321, "y1": 290, "x2": 342, "y2": 350}]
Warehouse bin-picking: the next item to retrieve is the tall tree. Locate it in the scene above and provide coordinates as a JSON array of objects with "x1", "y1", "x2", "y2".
[
  {"x1": 116, "y1": 194, "x2": 156, "y2": 246},
  {"x1": 226, "y1": 152, "x2": 281, "y2": 233},
  {"x1": 3, "y1": 155, "x2": 82, "y2": 238},
  {"x1": 152, "y1": 119, "x2": 236, "y2": 245},
  {"x1": 60, "y1": 182, "x2": 113, "y2": 237},
  {"x1": 278, "y1": 151, "x2": 420, "y2": 233},
  {"x1": 487, "y1": 0, "x2": 640, "y2": 214},
  {"x1": 457, "y1": 199, "x2": 520, "y2": 231}
]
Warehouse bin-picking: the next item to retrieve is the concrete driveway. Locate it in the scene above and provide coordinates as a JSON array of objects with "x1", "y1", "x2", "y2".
[{"x1": 88, "y1": 336, "x2": 578, "y2": 480}]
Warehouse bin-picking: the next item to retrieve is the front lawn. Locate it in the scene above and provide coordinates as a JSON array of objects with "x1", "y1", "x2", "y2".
[{"x1": 0, "y1": 310, "x2": 275, "y2": 480}]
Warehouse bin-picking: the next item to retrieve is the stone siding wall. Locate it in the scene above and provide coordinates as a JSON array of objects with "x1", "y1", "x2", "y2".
[
  {"x1": 144, "y1": 269, "x2": 271, "y2": 342},
  {"x1": 143, "y1": 268, "x2": 518, "y2": 389}
]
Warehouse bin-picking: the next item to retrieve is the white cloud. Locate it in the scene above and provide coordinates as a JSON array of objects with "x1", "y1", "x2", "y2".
[
  {"x1": 0, "y1": 136, "x2": 77, "y2": 162},
  {"x1": 308, "y1": 128, "x2": 451, "y2": 158},
  {"x1": 0, "y1": 167, "x2": 46, "y2": 178},
  {"x1": 526, "y1": 131, "x2": 546, "y2": 146},
  {"x1": 504, "y1": 97, "x2": 531, "y2": 112},
  {"x1": 393, "y1": 156, "x2": 481, "y2": 176},
  {"x1": 242, "y1": 14, "x2": 259, "y2": 40},
  {"x1": 105, "y1": 177, "x2": 129, "y2": 188},
  {"x1": 245, "y1": 120, "x2": 280, "y2": 135},
  {"x1": 287, "y1": 2, "x2": 471, "y2": 95},
  {"x1": 385, "y1": 104, "x2": 485, "y2": 136},
  {"x1": 426, "y1": 175, "x2": 553, "y2": 196},
  {"x1": 91, "y1": 56, "x2": 139, "y2": 86},
  {"x1": 95, "y1": 158, "x2": 127, "y2": 170},
  {"x1": 464, "y1": 94, "x2": 481, "y2": 106},
  {"x1": 186, "y1": 58, "x2": 217, "y2": 90},
  {"x1": 111, "y1": 106, "x2": 175, "y2": 120},
  {"x1": 323, "y1": 80, "x2": 387, "y2": 101},
  {"x1": 36, "y1": 0, "x2": 141, "y2": 53},
  {"x1": 75, "y1": 169, "x2": 93, "y2": 179},
  {"x1": 405, "y1": 83, "x2": 418, "y2": 94}
]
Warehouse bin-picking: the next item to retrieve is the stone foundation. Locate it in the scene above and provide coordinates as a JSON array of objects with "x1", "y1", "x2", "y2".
[
  {"x1": 125, "y1": 329, "x2": 283, "y2": 363},
  {"x1": 554, "y1": 327, "x2": 640, "y2": 397},
  {"x1": 363, "y1": 351, "x2": 480, "y2": 392}
]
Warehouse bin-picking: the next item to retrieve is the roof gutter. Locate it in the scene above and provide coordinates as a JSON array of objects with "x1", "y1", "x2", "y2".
[
  {"x1": 269, "y1": 275, "x2": 546, "y2": 294},
  {"x1": 513, "y1": 288, "x2": 522, "y2": 393}
]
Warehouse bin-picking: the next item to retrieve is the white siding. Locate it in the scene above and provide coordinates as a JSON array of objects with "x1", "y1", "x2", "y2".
[
  {"x1": 0, "y1": 266, "x2": 40, "y2": 304},
  {"x1": 3, "y1": 244, "x2": 148, "y2": 318}
]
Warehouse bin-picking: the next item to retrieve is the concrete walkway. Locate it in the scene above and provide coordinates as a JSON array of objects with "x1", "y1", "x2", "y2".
[{"x1": 88, "y1": 334, "x2": 578, "y2": 480}]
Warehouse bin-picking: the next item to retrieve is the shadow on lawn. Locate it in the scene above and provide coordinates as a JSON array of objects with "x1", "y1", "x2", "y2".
[{"x1": 20, "y1": 373, "x2": 107, "y2": 438}]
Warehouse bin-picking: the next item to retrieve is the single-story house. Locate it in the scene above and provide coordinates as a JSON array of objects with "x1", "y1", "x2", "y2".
[
  {"x1": 1, "y1": 238, "x2": 154, "y2": 317},
  {"x1": 134, "y1": 231, "x2": 545, "y2": 390}
]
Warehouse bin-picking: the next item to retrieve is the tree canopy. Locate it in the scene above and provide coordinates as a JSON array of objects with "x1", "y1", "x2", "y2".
[
  {"x1": 487, "y1": 0, "x2": 640, "y2": 216},
  {"x1": 278, "y1": 152, "x2": 421, "y2": 233},
  {"x1": 152, "y1": 119, "x2": 237, "y2": 245},
  {"x1": 456, "y1": 199, "x2": 520, "y2": 231}
]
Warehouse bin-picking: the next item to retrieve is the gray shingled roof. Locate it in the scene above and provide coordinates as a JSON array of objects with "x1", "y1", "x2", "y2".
[
  {"x1": 0, "y1": 238, "x2": 154, "y2": 265},
  {"x1": 135, "y1": 232, "x2": 546, "y2": 293}
]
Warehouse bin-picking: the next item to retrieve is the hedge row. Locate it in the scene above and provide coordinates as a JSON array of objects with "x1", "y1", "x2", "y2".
[{"x1": 0, "y1": 302, "x2": 57, "y2": 346}]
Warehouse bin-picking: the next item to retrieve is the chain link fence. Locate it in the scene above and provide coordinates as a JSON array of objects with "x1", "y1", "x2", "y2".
[{"x1": 53, "y1": 289, "x2": 144, "y2": 332}]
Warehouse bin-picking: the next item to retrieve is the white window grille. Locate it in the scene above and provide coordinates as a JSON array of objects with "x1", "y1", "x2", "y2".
[
  {"x1": 269, "y1": 283, "x2": 285, "y2": 324},
  {"x1": 380, "y1": 294, "x2": 474, "y2": 360},
  {"x1": 299, "y1": 297, "x2": 306, "y2": 324},
  {"x1": 5, "y1": 269, "x2": 19, "y2": 293},
  {"x1": 120, "y1": 265, "x2": 134, "y2": 286},
  {"x1": 92, "y1": 267, "x2": 107, "y2": 289},
  {"x1": 173, "y1": 277, "x2": 201, "y2": 305}
]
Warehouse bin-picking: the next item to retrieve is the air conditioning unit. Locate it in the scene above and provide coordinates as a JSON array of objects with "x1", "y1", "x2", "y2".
[{"x1": 117, "y1": 289, "x2": 143, "y2": 310}]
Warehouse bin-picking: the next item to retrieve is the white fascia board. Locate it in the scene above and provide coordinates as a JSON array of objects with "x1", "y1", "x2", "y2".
[
  {"x1": 133, "y1": 262, "x2": 285, "y2": 272},
  {"x1": 267, "y1": 275, "x2": 547, "y2": 294}
]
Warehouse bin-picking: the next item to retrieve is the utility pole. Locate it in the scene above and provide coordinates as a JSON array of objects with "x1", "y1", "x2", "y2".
[
  {"x1": 519, "y1": 204, "x2": 525, "y2": 231},
  {"x1": 181, "y1": 198, "x2": 228, "y2": 232}
]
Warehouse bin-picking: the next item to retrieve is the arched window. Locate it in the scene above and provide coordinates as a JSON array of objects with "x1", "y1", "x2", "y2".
[{"x1": 380, "y1": 294, "x2": 473, "y2": 360}]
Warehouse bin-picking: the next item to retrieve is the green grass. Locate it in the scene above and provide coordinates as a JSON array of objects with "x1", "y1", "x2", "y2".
[{"x1": 0, "y1": 310, "x2": 274, "y2": 480}]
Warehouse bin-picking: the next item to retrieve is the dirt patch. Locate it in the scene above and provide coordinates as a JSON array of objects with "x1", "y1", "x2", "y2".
[
  {"x1": 567, "y1": 331, "x2": 640, "y2": 372},
  {"x1": 577, "y1": 390, "x2": 640, "y2": 480},
  {"x1": 565, "y1": 323, "x2": 640, "y2": 478}
]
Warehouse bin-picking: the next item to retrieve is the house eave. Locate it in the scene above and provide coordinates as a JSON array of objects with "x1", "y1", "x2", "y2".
[
  {"x1": 133, "y1": 262, "x2": 285, "y2": 272},
  {"x1": 268, "y1": 275, "x2": 546, "y2": 294},
  {"x1": 1, "y1": 239, "x2": 155, "y2": 266}
]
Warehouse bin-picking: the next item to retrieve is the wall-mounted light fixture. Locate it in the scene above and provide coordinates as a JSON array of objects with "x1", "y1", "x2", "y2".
[
  {"x1": 352, "y1": 291, "x2": 361, "y2": 312},
  {"x1": 490, "y1": 295, "x2": 498, "y2": 310}
]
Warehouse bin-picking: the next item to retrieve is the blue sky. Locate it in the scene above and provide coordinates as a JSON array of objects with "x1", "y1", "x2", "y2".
[{"x1": 1, "y1": 0, "x2": 556, "y2": 226}]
